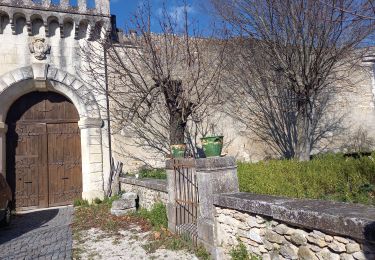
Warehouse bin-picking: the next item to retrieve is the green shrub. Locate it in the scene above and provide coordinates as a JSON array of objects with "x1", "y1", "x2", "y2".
[
  {"x1": 139, "y1": 168, "x2": 167, "y2": 180},
  {"x1": 136, "y1": 202, "x2": 168, "y2": 229},
  {"x1": 93, "y1": 197, "x2": 103, "y2": 205},
  {"x1": 102, "y1": 195, "x2": 121, "y2": 207},
  {"x1": 238, "y1": 153, "x2": 375, "y2": 205},
  {"x1": 73, "y1": 199, "x2": 89, "y2": 207}
]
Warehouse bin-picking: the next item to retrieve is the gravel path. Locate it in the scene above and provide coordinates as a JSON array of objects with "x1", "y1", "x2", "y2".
[
  {"x1": 0, "y1": 206, "x2": 73, "y2": 260},
  {"x1": 73, "y1": 227, "x2": 199, "y2": 260}
]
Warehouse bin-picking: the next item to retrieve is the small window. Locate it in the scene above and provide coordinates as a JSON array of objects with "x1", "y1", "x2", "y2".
[
  {"x1": 51, "y1": 0, "x2": 60, "y2": 5},
  {"x1": 32, "y1": 0, "x2": 43, "y2": 4},
  {"x1": 87, "y1": 0, "x2": 95, "y2": 9}
]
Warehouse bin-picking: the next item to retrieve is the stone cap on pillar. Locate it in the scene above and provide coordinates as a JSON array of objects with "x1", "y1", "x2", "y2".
[
  {"x1": 166, "y1": 156, "x2": 236, "y2": 171},
  {"x1": 0, "y1": 122, "x2": 8, "y2": 133},
  {"x1": 78, "y1": 118, "x2": 103, "y2": 129}
]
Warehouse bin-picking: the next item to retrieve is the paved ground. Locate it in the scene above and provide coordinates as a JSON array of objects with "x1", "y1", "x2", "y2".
[
  {"x1": 74, "y1": 228, "x2": 198, "y2": 260},
  {"x1": 0, "y1": 206, "x2": 73, "y2": 260}
]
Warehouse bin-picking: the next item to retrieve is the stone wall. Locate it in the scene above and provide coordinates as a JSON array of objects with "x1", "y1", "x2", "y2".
[
  {"x1": 120, "y1": 177, "x2": 168, "y2": 210},
  {"x1": 213, "y1": 193, "x2": 375, "y2": 260}
]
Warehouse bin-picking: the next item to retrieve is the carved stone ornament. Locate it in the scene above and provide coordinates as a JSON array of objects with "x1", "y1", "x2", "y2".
[{"x1": 29, "y1": 37, "x2": 51, "y2": 60}]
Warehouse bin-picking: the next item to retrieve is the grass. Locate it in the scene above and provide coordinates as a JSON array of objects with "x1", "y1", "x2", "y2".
[
  {"x1": 238, "y1": 153, "x2": 375, "y2": 205},
  {"x1": 132, "y1": 203, "x2": 211, "y2": 259},
  {"x1": 138, "y1": 168, "x2": 167, "y2": 180},
  {"x1": 132, "y1": 203, "x2": 168, "y2": 229},
  {"x1": 229, "y1": 241, "x2": 260, "y2": 260}
]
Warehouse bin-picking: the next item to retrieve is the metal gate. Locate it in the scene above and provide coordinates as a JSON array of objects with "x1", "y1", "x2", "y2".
[{"x1": 173, "y1": 159, "x2": 199, "y2": 244}]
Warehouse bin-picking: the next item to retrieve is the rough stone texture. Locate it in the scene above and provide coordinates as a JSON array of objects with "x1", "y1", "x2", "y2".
[
  {"x1": 111, "y1": 198, "x2": 135, "y2": 210},
  {"x1": 110, "y1": 208, "x2": 135, "y2": 216},
  {"x1": 298, "y1": 246, "x2": 318, "y2": 260},
  {"x1": 213, "y1": 192, "x2": 375, "y2": 242},
  {"x1": 346, "y1": 243, "x2": 361, "y2": 254},
  {"x1": 214, "y1": 206, "x2": 375, "y2": 260},
  {"x1": 120, "y1": 177, "x2": 168, "y2": 210},
  {"x1": 0, "y1": 207, "x2": 73, "y2": 259}
]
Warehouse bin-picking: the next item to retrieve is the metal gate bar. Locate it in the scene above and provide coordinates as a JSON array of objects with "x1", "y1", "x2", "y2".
[{"x1": 173, "y1": 159, "x2": 199, "y2": 245}]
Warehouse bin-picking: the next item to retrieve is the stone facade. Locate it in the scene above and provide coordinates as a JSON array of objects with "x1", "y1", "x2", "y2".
[
  {"x1": 0, "y1": 0, "x2": 112, "y2": 201},
  {"x1": 215, "y1": 207, "x2": 375, "y2": 260},
  {"x1": 120, "y1": 177, "x2": 168, "y2": 210}
]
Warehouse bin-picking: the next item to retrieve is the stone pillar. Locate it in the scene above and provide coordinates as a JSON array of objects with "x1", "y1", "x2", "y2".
[
  {"x1": 78, "y1": 117, "x2": 105, "y2": 201},
  {"x1": 78, "y1": 0, "x2": 87, "y2": 12},
  {"x1": 95, "y1": 0, "x2": 110, "y2": 15},
  {"x1": 60, "y1": 0, "x2": 69, "y2": 8},
  {"x1": 0, "y1": 122, "x2": 7, "y2": 177},
  {"x1": 195, "y1": 157, "x2": 239, "y2": 257},
  {"x1": 166, "y1": 156, "x2": 239, "y2": 257},
  {"x1": 42, "y1": 0, "x2": 51, "y2": 7}
]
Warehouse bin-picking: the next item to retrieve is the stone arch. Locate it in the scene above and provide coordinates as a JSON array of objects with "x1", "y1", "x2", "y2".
[
  {"x1": 77, "y1": 19, "x2": 89, "y2": 40},
  {"x1": 13, "y1": 13, "x2": 27, "y2": 35},
  {"x1": 0, "y1": 65, "x2": 106, "y2": 202},
  {"x1": 0, "y1": 65, "x2": 101, "y2": 121},
  {"x1": 62, "y1": 17, "x2": 74, "y2": 38},
  {"x1": 47, "y1": 16, "x2": 60, "y2": 37}
]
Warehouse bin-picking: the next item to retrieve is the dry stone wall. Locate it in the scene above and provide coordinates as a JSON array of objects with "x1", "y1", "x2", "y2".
[
  {"x1": 120, "y1": 177, "x2": 168, "y2": 210},
  {"x1": 215, "y1": 207, "x2": 375, "y2": 260}
]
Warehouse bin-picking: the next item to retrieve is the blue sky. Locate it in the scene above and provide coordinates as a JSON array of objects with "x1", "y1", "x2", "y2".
[{"x1": 110, "y1": 0, "x2": 216, "y2": 34}]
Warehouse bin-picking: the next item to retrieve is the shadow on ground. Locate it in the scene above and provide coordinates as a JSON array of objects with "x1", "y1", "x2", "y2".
[{"x1": 0, "y1": 208, "x2": 59, "y2": 244}]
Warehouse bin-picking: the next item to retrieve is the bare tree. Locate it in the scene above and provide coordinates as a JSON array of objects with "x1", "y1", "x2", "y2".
[
  {"x1": 212, "y1": 0, "x2": 375, "y2": 160},
  {"x1": 80, "y1": 0, "x2": 226, "y2": 160},
  {"x1": 320, "y1": 0, "x2": 375, "y2": 21}
]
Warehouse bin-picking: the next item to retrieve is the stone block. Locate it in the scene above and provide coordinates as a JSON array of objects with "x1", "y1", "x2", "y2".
[
  {"x1": 110, "y1": 208, "x2": 135, "y2": 216},
  {"x1": 340, "y1": 253, "x2": 355, "y2": 260},
  {"x1": 275, "y1": 224, "x2": 293, "y2": 235},
  {"x1": 265, "y1": 230, "x2": 284, "y2": 244},
  {"x1": 352, "y1": 251, "x2": 366, "y2": 260},
  {"x1": 290, "y1": 232, "x2": 307, "y2": 246},
  {"x1": 346, "y1": 243, "x2": 360, "y2": 254},
  {"x1": 112, "y1": 199, "x2": 136, "y2": 210},
  {"x1": 316, "y1": 248, "x2": 340, "y2": 260},
  {"x1": 328, "y1": 241, "x2": 346, "y2": 253},
  {"x1": 280, "y1": 244, "x2": 298, "y2": 259},
  {"x1": 307, "y1": 235, "x2": 327, "y2": 248},
  {"x1": 298, "y1": 246, "x2": 318, "y2": 260},
  {"x1": 197, "y1": 219, "x2": 215, "y2": 245},
  {"x1": 334, "y1": 236, "x2": 349, "y2": 244},
  {"x1": 121, "y1": 192, "x2": 137, "y2": 200},
  {"x1": 31, "y1": 63, "x2": 48, "y2": 80}
]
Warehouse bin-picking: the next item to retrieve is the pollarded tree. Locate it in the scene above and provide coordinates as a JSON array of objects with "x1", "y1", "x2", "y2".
[{"x1": 81, "y1": 0, "x2": 226, "y2": 158}]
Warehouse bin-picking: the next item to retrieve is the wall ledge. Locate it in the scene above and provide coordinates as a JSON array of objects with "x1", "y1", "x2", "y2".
[
  {"x1": 120, "y1": 177, "x2": 167, "y2": 193},
  {"x1": 214, "y1": 192, "x2": 375, "y2": 243}
]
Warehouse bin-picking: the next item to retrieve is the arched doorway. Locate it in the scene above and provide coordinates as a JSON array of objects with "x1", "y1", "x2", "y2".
[{"x1": 6, "y1": 91, "x2": 82, "y2": 210}]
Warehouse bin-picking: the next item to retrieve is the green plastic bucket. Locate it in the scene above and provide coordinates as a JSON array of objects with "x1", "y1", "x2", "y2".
[
  {"x1": 170, "y1": 144, "x2": 186, "y2": 158},
  {"x1": 201, "y1": 136, "x2": 224, "y2": 157}
]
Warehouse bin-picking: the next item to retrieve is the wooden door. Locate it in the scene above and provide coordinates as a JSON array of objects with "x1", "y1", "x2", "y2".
[
  {"x1": 48, "y1": 123, "x2": 82, "y2": 207},
  {"x1": 6, "y1": 91, "x2": 82, "y2": 210},
  {"x1": 8, "y1": 123, "x2": 48, "y2": 210}
]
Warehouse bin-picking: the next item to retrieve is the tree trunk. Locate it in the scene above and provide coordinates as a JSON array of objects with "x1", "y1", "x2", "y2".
[
  {"x1": 169, "y1": 111, "x2": 186, "y2": 145},
  {"x1": 295, "y1": 108, "x2": 313, "y2": 161}
]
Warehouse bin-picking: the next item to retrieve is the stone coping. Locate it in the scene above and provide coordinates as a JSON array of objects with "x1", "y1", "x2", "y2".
[
  {"x1": 213, "y1": 192, "x2": 375, "y2": 243},
  {"x1": 120, "y1": 177, "x2": 167, "y2": 193},
  {"x1": 166, "y1": 156, "x2": 237, "y2": 171}
]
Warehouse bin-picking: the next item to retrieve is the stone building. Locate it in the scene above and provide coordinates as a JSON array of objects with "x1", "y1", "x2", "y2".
[
  {"x1": 0, "y1": 0, "x2": 375, "y2": 211},
  {"x1": 0, "y1": 0, "x2": 111, "y2": 210}
]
